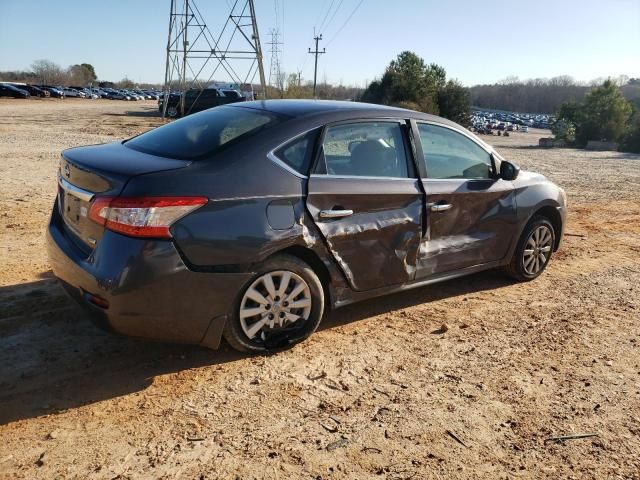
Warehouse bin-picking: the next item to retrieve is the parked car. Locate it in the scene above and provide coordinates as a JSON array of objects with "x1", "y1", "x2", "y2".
[
  {"x1": 159, "y1": 87, "x2": 245, "y2": 117},
  {"x1": 9, "y1": 84, "x2": 49, "y2": 97},
  {"x1": 39, "y1": 86, "x2": 65, "y2": 98},
  {"x1": 47, "y1": 100, "x2": 567, "y2": 353},
  {"x1": 0, "y1": 84, "x2": 30, "y2": 98},
  {"x1": 109, "y1": 91, "x2": 133, "y2": 100},
  {"x1": 520, "y1": 126, "x2": 529, "y2": 133},
  {"x1": 80, "y1": 88, "x2": 99, "y2": 99},
  {"x1": 62, "y1": 88, "x2": 85, "y2": 98}
]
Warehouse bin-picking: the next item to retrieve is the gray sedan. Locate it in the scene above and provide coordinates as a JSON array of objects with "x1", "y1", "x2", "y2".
[{"x1": 47, "y1": 100, "x2": 566, "y2": 352}]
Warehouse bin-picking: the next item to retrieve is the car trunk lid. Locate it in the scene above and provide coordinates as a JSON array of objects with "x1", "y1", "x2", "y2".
[{"x1": 58, "y1": 141, "x2": 190, "y2": 251}]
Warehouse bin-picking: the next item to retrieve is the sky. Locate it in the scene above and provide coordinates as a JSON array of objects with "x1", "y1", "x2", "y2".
[{"x1": 0, "y1": 0, "x2": 639, "y2": 87}]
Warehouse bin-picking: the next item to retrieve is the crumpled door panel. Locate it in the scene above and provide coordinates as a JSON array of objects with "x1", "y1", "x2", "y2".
[{"x1": 306, "y1": 175, "x2": 423, "y2": 292}]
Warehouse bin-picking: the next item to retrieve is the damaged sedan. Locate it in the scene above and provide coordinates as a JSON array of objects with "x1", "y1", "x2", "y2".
[{"x1": 47, "y1": 100, "x2": 567, "y2": 352}]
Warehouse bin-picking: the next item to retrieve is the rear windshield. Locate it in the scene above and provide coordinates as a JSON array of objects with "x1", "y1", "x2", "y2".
[{"x1": 125, "y1": 106, "x2": 284, "y2": 160}]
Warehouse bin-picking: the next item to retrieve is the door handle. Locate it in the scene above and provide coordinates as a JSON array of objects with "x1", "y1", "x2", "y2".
[
  {"x1": 319, "y1": 209, "x2": 354, "y2": 219},
  {"x1": 430, "y1": 203, "x2": 452, "y2": 212}
]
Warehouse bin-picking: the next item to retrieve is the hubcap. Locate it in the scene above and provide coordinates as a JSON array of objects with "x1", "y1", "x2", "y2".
[
  {"x1": 239, "y1": 270, "x2": 312, "y2": 340},
  {"x1": 522, "y1": 225, "x2": 553, "y2": 275}
]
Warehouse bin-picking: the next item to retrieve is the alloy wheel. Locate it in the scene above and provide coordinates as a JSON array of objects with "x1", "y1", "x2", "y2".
[
  {"x1": 522, "y1": 225, "x2": 553, "y2": 275},
  {"x1": 239, "y1": 270, "x2": 312, "y2": 341}
]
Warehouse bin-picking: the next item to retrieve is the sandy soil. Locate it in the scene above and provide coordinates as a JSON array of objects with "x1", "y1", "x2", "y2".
[{"x1": 0, "y1": 98, "x2": 639, "y2": 479}]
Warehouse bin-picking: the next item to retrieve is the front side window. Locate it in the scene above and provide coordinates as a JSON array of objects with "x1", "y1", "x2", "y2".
[
  {"x1": 320, "y1": 122, "x2": 409, "y2": 178},
  {"x1": 418, "y1": 123, "x2": 493, "y2": 179},
  {"x1": 125, "y1": 106, "x2": 283, "y2": 160}
]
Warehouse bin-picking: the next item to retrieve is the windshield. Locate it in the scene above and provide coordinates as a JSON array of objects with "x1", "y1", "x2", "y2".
[{"x1": 125, "y1": 106, "x2": 285, "y2": 160}]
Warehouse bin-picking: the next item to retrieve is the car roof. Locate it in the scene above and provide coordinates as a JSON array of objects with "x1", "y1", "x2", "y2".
[{"x1": 230, "y1": 99, "x2": 452, "y2": 125}]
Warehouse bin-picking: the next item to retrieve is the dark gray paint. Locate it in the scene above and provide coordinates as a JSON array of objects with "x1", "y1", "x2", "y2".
[{"x1": 47, "y1": 100, "x2": 567, "y2": 348}]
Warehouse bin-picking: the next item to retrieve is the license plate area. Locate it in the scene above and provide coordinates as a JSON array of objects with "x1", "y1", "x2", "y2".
[{"x1": 62, "y1": 191, "x2": 89, "y2": 233}]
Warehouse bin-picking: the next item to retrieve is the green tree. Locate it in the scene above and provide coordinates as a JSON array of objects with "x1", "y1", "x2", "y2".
[
  {"x1": 362, "y1": 51, "x2": 439, "y2": 113},
  {"x1": 621, "y1": 107, "x2": 640, "y2": 153},
  {"x1": 80, "y1": 63, "x2": 97, "y2": 82},
  {"x1": 361, "y1": 51, "x2": 470, "y2": 123},
  {"x1": 575, "y1": 80, "x2": 632, "y2": 145},
  {"x1": 438, "y1": 80, "x2": 471, "y2": 125}
]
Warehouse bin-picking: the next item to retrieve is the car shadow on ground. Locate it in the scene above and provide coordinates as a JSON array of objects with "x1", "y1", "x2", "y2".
[
  {"x1": 0, "y1": 270, "x2": 513, "y2": 425},
  {"x1": 103, "y1": 108, "x2": 162, "y2": 118}
]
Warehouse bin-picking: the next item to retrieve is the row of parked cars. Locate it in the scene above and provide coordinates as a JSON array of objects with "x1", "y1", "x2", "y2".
[
  {"x1": 470, "y1": 109, "x2": 554, "y2": 132},
  {"x1": 0, "y1": 82, "x2": 162, "y2": 101}
]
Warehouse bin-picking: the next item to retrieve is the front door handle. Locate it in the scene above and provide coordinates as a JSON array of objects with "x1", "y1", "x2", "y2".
[
  {"x1": 319, "y1": 209, "x2": 354, "y2": 219},
  {"x1": 430, "y1": 203, "x2": 452, "y2": 212}
]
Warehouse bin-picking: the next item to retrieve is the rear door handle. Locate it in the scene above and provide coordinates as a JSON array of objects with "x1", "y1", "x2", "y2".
[
  {"x1": 430, "y1": 203, "x2": 452, "y2": 212},
  {"x1": 319, "y1": 209, "x2": 354, "y2": 219}
]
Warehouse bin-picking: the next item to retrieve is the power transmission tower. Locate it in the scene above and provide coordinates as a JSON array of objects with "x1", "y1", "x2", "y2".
[
  {"x1": 267, "y1": 28, "x2": 283, "y2": 93},
  {"x1": 308, "y1": 34, "x2": 325, "y2": 98},
  {"x1": 162, "y1": 0, "x2": 267, "y2": 118}
]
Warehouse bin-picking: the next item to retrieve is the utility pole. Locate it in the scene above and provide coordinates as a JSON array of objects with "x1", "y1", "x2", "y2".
[{"x1": 308, "y1": 34, "x2": 325, "y2": 98}]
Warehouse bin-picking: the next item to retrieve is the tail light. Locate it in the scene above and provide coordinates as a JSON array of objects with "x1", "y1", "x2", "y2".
[{"x1": 88, "y1": 196, "x2": 208, "y2": 238}]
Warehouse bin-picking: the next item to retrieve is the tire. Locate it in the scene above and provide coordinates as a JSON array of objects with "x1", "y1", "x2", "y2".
[
  {"x1": 504, "y1": 215, "x2": 556, "y2": 281},
  {"x1": 222, "y1": 255, "x2": 325, "y2": 353},
  {"x1": 166, "y1": 105, "x2": 179, "y2": 118}
]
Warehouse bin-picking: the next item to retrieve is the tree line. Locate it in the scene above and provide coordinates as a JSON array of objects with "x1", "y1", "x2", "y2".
[
  {"x1": 470, "y1": 76, "x2": 640, "y2": 114},
  {"x1": 0, "y1": 60, "x2": 99, "y2": 86}
]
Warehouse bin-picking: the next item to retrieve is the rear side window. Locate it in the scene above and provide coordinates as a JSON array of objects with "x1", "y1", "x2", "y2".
[
  {"x1": 319, "y1": 122, "x2": 409, "y2": 178},
  {"x1": 273, "y1": 130, "x2": 319, "y2": 175},
  {"x1": 125, "y1": 106, "x2": 284, "y2": 160}
]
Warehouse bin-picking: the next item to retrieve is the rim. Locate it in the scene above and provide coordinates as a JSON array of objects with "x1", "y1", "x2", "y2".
[
  {"x1": 523, "y1": 225, "x2": 553, "y2": 275},
  {"x1": 239, "y1": 270, "x2": 312, "y2": 341},
  {"x1": 167, "y1": 106, "x2": 178, "y2": 117}
]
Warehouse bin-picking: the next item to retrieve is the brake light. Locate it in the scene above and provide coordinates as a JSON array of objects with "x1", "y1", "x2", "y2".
[{"x1": 88, "y1": 196, "x2": 208, "y2": 238}]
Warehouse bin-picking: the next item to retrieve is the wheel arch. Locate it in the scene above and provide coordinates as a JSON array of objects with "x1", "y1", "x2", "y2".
[
  {"x1": 531, "y1": 205, "x2": 563, "y2": 250},
  {"x1": 267, "y1": 245, "x2": 334, "y2": 308}
]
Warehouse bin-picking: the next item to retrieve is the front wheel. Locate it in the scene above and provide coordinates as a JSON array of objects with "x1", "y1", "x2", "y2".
[
  {"x1": 504, "y1": 216, "x2": 556, "y2": 281},
  {"x1": 222, "y1": 255, "x2": 325, "y2": 353}
]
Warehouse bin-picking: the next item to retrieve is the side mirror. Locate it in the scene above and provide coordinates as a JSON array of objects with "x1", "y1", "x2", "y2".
[{"x1": 500, "y1": 160, "x2": 520, "y2": 181}]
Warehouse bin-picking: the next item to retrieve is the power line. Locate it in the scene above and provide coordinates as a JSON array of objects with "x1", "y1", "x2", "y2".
[
  {"x1": 321, "y1": 0, "x2": 344, "y2": 35},
  {"x1": 325, "y1": 0, "x2": 364, "y2": 47},
  {"x1": 317, "y1": 0, "x2": 336, "y2": 33},
  {"x1": 313, "y1": 0, "x2": 329, "y2": 30}
]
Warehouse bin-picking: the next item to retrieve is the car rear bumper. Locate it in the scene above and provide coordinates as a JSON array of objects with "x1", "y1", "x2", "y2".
[{"x1": 46, "y1": 206, "x2": 252, "y2": 349}]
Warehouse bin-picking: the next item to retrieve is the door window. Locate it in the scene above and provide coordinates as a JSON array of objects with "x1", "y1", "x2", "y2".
[
  {"x1": 320, "y1": 122, "x2": 409, "y2": 178},
  {"x1": 418, "y1": 123, "x2": 493, "y2": 179}
]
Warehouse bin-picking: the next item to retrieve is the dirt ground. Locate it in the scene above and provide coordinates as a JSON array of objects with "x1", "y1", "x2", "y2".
[{"x1": 0, "y1": 98, "x2": 639, "y2": 479}]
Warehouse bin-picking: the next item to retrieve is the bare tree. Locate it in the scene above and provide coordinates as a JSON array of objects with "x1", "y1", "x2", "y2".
[{"x1": 31, "y1": 59, "x2": 66, "y2": 85}]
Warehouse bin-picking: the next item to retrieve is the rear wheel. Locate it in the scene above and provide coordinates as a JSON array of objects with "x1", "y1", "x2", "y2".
[
  {"x1": 222, "y1": 255, "x2": 325, "y2": 353},
  {"x1": 504, "y1": 216, "x2": 555, "y2": 281}
]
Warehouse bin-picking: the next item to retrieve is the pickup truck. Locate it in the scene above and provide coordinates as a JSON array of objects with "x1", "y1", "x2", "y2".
[{"x1": 159, "y1": 88, "x2": 244, "y2": 117}]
